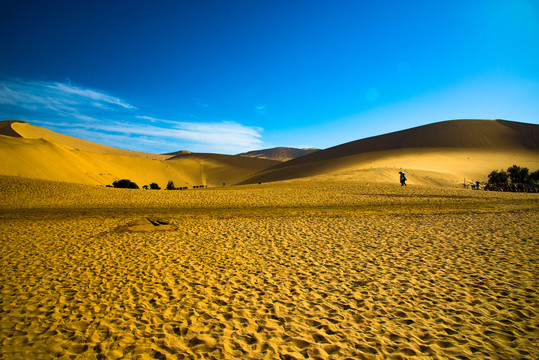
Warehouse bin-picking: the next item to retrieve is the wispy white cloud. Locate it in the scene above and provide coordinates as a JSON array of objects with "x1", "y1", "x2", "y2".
[
  {"x1": 51, "y1": 82, "x2": 136, "y2": 110},
  {"x1": 255, "y1": 104, "x2": 267, "y2": 115},
  {"x1": 73, "y1": 120, "x2": 262, "y2": 152},
  {"x1": 0, "y1": 78, "x2": 264, "y2": 154},
  {"x1": 0, "y1": 79, "x2": 136, "y2": 113}
]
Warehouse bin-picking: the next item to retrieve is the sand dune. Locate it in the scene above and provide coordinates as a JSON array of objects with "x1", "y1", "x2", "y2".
[
  {"x1": 0, "y1": 120, "x2": 24, "y2": 138},
  {"x1": 163, "y1": 153, "x2": 280, "y2": 187},
  {"x1": 240, "y1": 119, "x2": 539, "y2": 185},
  {"x1": 0, "y1": 121, "x2": 278, "y2": 187},
  {"x1": 1, "y1": 119, "x2": 537, "y2": 188},
  {"x1": 4, "y1": 120, "x2": 170, "y2": 160},
  {"x1": 1, "y1": 176, "x2": 537, "y2": 359}
]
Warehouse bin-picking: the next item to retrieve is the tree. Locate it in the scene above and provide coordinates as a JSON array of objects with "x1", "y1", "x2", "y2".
[
  {"x1": 528, "y1": 170, "x2": 539, "y2": 184},
  {"x1": 166, "y1": 180, "x2": 175, "y2": 190},
  {"x1": 507, "y1": 165, "x2": 529, "y2": 184},
  {"x1": 112, "y1": 179, "x2": 139, "y2": 189},
  {"x1": 150, "y1": 182, "x2": 161, "y2": 190},
  {"x1": 487, "y1": 170, "x2": 508, "y2": 185}
]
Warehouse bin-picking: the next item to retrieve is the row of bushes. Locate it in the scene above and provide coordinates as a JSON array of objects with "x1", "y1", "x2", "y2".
[
  {"x1": 488, "y1": 165, "x2": 539, "y2": 185},
  {"x1": 486, "y1": 165, "x2": 539, "y2": 192},
  {"x1": 110, "y1": 179, "x2": 161, "y2": 189},
  {"x1": 110, "y1": 179, "x2": 198, "y2": 190}
]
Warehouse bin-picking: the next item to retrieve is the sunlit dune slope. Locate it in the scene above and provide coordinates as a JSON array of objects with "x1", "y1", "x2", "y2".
[
  {"x1": 0, "y1": 121, "x2": 279, "y2": 187},
  {"x1": 166, "y1": 153, "x2": 280, "y2": 187},
  {"x1": 239, "y1": 119, "x2": 539, "y2": 186},
  {"x1": 3, "y1": 120, "x2": 169, "y2": 160}
]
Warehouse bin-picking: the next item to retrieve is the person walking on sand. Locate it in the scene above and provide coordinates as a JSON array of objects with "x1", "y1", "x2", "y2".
[{"x1": 399, "y1": 171, "x2": 407, "y2": 186}]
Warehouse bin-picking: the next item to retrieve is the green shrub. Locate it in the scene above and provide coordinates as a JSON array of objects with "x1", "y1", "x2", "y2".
[
  {"x1": 528, "y1": 170, "x2": 539, "y2": 184},
  {"x1": 166, "y1": 180, "x2": 175, "y2": 190},
  {"x1": 150, "y1": 182, "x2": 161, "y2": 190},
  {"x1": 507, "y1": 165, "x2": 529, "y2": 184},
  {"x1": 112, "y1": 179, "x2": 139, "y2": 189},
  {"x1": 487, "y1": 170, "x2": 508, "y2": 185}
]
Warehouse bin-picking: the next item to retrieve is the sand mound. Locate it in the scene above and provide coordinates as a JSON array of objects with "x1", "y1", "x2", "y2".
[{"x1": 240, "y1": 119, "x2": 539, "y2": 185}]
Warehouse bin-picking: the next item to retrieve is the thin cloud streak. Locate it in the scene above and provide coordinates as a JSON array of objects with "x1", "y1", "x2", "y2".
[
  {"x1": 0, "y1": 79, "x2": 136, "y2": 112},
  {"x1": 0, "y1": 78, "x2": 264, "y2": 154},
  {"x1": 51, "y1": 82, "x2": 136, "y2": 109}
]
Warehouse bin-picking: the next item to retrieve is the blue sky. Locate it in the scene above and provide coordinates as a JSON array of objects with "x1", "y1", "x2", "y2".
[{"x1": 1, "y1": 0, "x2": 538, "y2": 154}]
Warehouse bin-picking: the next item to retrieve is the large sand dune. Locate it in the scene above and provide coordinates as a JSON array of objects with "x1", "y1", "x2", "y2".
[
  {"x1": 1, "y1": 175, "x2": 537, "y2": 359},
  {"x1": 0, "y1": 121, "x2": 278, "y2": 187},
  {"x1": 2, "y1": 120, "x2": 170, "y2": 160},
  {"x1": 240, "y1": 119, "x2": 539, "y2": 186},
  {"x1": 1, "y1": 119, "x2": 538, "y2": 188}
]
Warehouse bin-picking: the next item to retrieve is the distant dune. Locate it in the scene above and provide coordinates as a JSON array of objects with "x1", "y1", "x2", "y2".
[
  {"x1": 238, "y1": 147, "x2": 319, "y2": 162},
  {"x1": 163, "y1": 152, "x2": 280, "y2": 187},
  {"x1": 239, "y1": 119, "x2": 539, "y2": 186},
  {"x1": 0, "y1": 120, "x2": 279, "y2": 187}
]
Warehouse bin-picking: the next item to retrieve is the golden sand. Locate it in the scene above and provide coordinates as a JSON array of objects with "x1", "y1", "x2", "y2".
[{"x1": 1, "y1": 176, "x2": 538, "y2": 359}]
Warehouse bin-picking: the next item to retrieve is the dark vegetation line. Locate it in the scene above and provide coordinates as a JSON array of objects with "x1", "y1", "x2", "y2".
[
  {"x1": 486, "y1": 165, "x2": 539, "y2": 192},
  {"x1": 109, "y1": 179, "x2": 205, "y2": 190}
]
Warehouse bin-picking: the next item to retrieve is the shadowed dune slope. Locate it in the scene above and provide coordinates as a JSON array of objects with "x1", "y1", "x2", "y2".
[
  {"x1": 0, "y1": 121, "x2": 279, "y2": 187},
  {"x1": 239, "y1": 119, "x2": 539, "y2": 186},
  {"x1": 0, "y1": 120, "x2": 24, "y2": 138}
]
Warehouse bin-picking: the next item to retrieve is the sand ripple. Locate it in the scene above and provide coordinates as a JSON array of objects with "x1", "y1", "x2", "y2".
[{"x1": 1, "y1": 208, "x2": 537, "y2": 359}]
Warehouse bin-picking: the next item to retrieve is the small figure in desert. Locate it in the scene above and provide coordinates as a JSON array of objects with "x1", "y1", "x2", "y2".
[{"x1": 399, "y1": 171, "x2": 407, "y2": 186}]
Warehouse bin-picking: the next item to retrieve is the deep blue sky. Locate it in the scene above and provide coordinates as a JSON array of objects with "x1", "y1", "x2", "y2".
[{"x1": 1, "y1": 0, "x2": 538, "y2": 153}]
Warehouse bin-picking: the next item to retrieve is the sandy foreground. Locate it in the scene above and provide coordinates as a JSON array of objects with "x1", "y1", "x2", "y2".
[{"x1": 0, "y1": 176, "x2": 538, "y2": 359}]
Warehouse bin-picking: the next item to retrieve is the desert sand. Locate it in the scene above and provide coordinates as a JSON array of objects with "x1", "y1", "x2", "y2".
[{"x1": 1, "y1": 175, "x2": 537, "y2": 359}]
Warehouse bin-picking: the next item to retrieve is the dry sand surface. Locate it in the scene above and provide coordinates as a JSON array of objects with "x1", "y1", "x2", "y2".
[{"x1": 1, "y1": 176, "x2": 538, "y2": 359}]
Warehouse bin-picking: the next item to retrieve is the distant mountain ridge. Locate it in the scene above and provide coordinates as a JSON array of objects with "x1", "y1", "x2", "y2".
[
  {"x1": 163, "y1": 150, "x2": 192, "y2": 156},
  {"x1": 238, "y1": 147, "x2": 319, "y2": 162}
]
